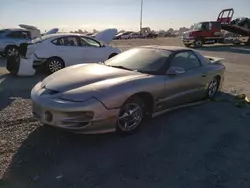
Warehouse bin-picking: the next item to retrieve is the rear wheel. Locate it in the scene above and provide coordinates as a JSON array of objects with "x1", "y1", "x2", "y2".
[
  {"x1": 46, "y1": 57, "x2": 64, "y2": 74},
  {"x1": 5, "y1": 46, "x2": 19, "y2": 57},
  {"x1": 116, "y1": 97, "x2": 145, "y2": 134}
]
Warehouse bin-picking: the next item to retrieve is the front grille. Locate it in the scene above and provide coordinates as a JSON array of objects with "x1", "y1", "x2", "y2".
[
  {"x1": 61, "y1": 112, "x2": 94, "y2": 128},
  {"x1": 64, "y1": 122, "x2": 90, "y2": 128}
]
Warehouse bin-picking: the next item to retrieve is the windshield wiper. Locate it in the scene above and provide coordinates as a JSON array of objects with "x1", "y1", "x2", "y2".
[{"x1": 108, "y1": 65, "x2": 134, "y2": 71}]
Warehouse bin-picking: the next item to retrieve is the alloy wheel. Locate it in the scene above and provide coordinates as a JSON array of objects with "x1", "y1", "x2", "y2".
[
  {"x1": 118, "y1": 103, "x2": 143, "y2": 132},
  {"x1": 208, "y1": 77, "x2": 219, "y2": 98},
  {"x1": 48, "y1": 60, "x2": 63, "y2": 73},
  {"x1": 7, "y1": 47, "x2": 18, "y2": 57}
]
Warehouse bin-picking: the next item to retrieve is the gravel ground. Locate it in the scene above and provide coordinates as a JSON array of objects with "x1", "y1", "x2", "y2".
[{"x1": 0, "y1": 38, "x2": 250, "y2": 188}]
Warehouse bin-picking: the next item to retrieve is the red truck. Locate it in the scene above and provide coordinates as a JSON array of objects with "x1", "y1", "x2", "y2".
[{"x1": 181, "y1": 9, "x2": 250, "y2": 48}]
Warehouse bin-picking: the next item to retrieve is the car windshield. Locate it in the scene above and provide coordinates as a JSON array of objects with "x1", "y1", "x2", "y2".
[
  {"x1": 193, "y1": 23, "x2": 203, "y2": 30},
  {"x1": 104, "y1": 48, "x2": 171, "y2": 73}
]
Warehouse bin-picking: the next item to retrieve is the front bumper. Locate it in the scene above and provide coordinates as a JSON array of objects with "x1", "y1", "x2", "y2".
[
  {"x1": 181, "y1": 37, "x2": 195, "y2": 45},
  {"x1": 31, "y1": 82, "x2": 119, "y2": 134}
]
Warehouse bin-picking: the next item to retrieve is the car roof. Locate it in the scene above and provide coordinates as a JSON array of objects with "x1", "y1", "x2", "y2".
[
  {"x1": 1, "y1": 28, "x2": 28, "y2": 32},
  {"x1": 140, "y1": 45, "x2": 193, "y2": 52},
  {"x1": 44, "y1": 33, "x2": 86, "y2": 37},
  {"x1": 41, "y1": 33, "x2": 96, "y2": 41}
]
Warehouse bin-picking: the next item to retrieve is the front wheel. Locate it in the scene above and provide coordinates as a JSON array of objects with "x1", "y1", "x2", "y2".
[
  {"x1": 207, "y1": 77, "x2": 220, "y2": 99},
  {"x1": 193, "y1": 39, "x2": 203, "y2": 48},
  {"x1": 116, "y1": 97, "x2": 145, "y2": 134},
  {"x1": 46, "y1": 58, "x2": 64, "y2": 74},
  {"x1": 5, "y1": 46, "x2": 19, "y2": 57}
]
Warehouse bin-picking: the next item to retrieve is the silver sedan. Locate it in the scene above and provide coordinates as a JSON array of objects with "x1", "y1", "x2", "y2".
[{"x1": 31, "y1": 46, "x2": 225, "y2": 134}]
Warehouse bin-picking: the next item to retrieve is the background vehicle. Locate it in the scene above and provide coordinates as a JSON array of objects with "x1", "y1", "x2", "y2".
[
  {"x1": 128, "y1": 32, "x2": 141, "y2": 39},
  {"x1": 140, "y1": 27, "x2": 158, "y2": 38},
  {"x1": 31, "y1": 46, "x2": 225, "y2": 134},
  {"x1": 114, "y1": 32, "x2": 125, "y2": 40},
  {"x1": 120, "y1": 31, "x2": 134, "y2": 39},
  {"x1": 0, "y1": 26, "x2": 38, "y2": 57},
  {"x1": 6, "y1": 29, "x2": 121, "y2": 74},
  {"x1": 0, "y1": 25, "x2": 58, "y2": 57},
  {"x1": 182, "y1": 8, "x2": 250, "y2": 48}
]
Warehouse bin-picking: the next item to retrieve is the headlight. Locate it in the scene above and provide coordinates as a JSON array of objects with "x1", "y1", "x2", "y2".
[
  {"x1": 59, "y1": 95, "x2": 93, "y2": 102},
  {"x1": 184, "y1": 33, "x2": 190, "y2": 38}
]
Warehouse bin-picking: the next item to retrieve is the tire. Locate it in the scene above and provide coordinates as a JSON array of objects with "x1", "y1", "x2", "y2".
[
  {"x1": 5, "y1": 46, "x2": 19, "y2": 58},
  {"x1": 116, "y1": 96, "x2": 146, "y2": 134},
  {"x1": 108, "y1": 53, "x2": 118, "y2": 59},
  {"x1": 46, "y1": 57, "x2": 64, "y2": 74},
  {"x1": 207, "y1": 77, "x2": 220, "y2": 99},
  {"x1": 193, "y1": 39, "x2": 203, "y2": 48}
]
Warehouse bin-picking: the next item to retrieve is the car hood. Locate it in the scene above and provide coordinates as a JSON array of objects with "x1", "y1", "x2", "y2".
[
  {"x1": 94, "y1": 28, "x2": 117, "y2": 45},
  {"x1": 184, "y1": 30, "x2": 199, "y2": 34},
  {"x1": 42, "y1": 63, "x2": 146, "y2": 94}
]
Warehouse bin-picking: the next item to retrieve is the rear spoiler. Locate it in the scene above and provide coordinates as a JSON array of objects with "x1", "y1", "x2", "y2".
[{"x1": 205, "y1": 56, "x2": 225, "y2": 63}]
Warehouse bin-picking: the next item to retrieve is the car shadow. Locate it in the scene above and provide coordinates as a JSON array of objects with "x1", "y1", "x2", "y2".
[
  {"x1": 0, "y1": 56, "x2": 6, "y2": 68},
  {"x1": 2, "y1": 92, "x2": 250, "y2": 188},
  {"x1": 198, "y1": 44, "x2": 250, "y2": 54},
  {"x1": 0, "y1": 73, "x2": 46, "y2": 110}
]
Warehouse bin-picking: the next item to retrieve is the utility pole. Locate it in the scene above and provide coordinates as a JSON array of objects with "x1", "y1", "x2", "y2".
[{"x1": 140, "y1": 0, "x2": 143, "y2": 34}]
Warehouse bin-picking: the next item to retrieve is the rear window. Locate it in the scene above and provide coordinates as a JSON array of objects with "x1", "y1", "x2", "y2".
[{"x1": 193, "y1": 51, "x2": 211, "y2": 65}]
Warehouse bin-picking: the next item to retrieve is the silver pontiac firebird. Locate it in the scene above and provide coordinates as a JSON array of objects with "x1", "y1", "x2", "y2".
[{"x1": 31, "y1": 46, "x2": 225, "y2": 134}]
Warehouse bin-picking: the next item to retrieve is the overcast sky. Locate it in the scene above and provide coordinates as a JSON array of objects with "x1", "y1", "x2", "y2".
[{"x1": 1, "y1": 0, "x2": 249, "y2": 32}]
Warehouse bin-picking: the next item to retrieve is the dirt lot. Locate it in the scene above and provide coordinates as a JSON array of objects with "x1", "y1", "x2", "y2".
[{"x1": 0, "y1": 37, "x2": 250, "y2": 188}]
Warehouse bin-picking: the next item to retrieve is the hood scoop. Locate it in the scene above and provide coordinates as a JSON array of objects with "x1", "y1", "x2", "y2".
[{"x1": 40, "y1": 86, "x2": 60, "y2": 96}]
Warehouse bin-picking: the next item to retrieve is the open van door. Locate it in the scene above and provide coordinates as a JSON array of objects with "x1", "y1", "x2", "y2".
[{"x1": 19, "y1": 24, "x2": 41, "y2": 39}]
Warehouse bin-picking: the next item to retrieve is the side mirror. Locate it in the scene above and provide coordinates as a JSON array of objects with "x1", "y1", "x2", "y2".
[{"x1": 167, "y1": 67, "x2": 185, "y2": 75}]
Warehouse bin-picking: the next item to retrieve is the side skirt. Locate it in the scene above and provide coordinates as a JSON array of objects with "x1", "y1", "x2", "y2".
[{"x1": 152, "y1": 100, "x2": 208, "y2": 118}]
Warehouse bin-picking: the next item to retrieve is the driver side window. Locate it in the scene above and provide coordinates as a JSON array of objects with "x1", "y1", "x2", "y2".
[
  {"x1": 52, "y1": 36, "x2": 79, "y2": 46},
  {"x1": 170, "y1": 51, "x2": 201, "y2": 71}
]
